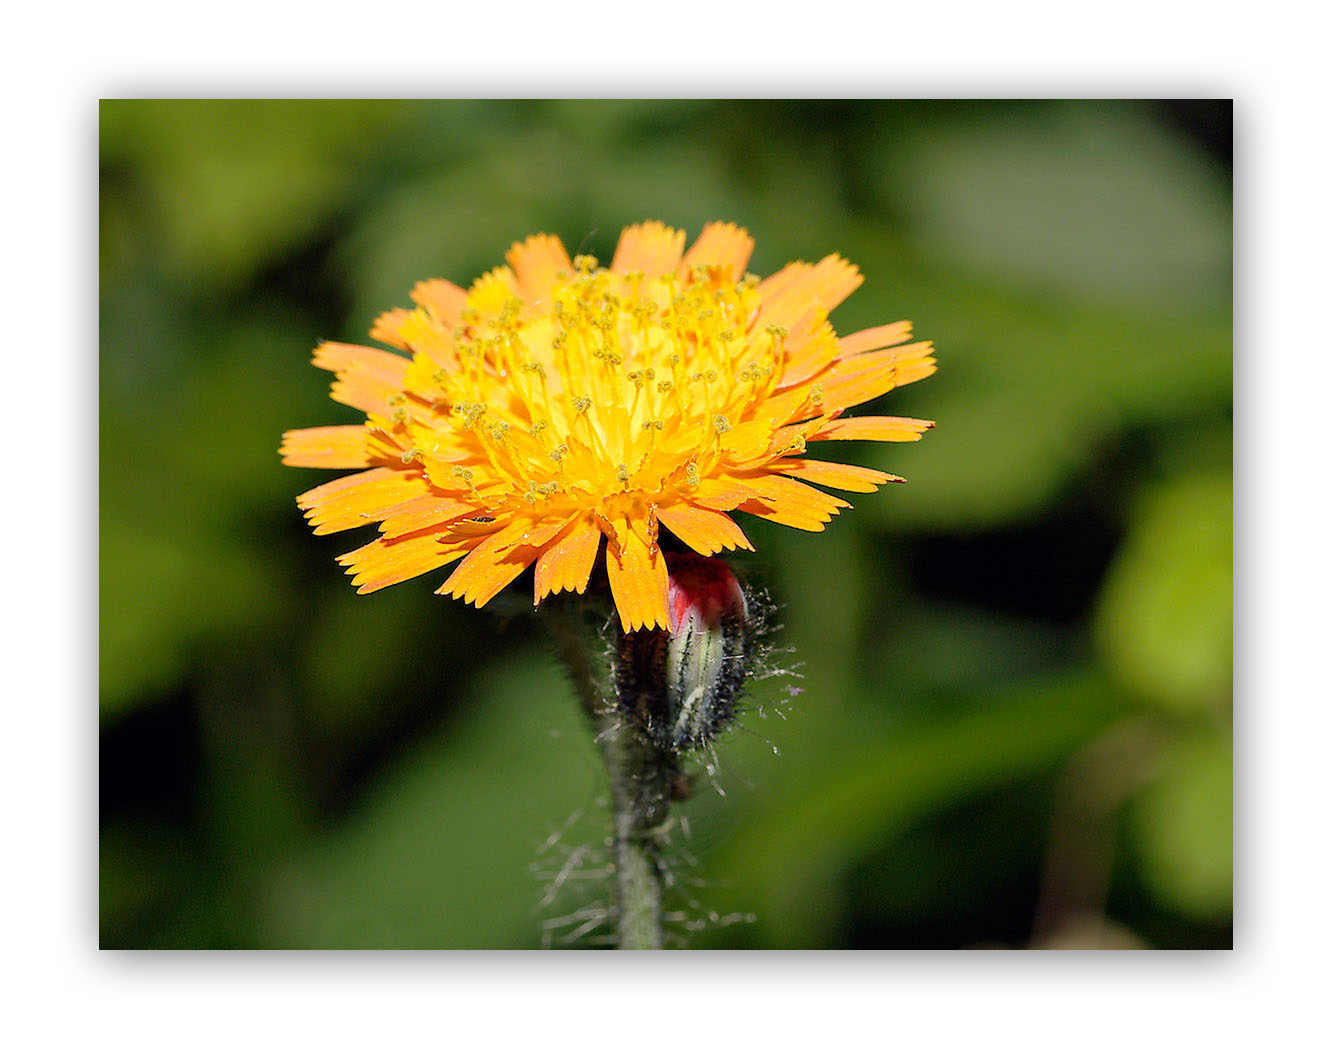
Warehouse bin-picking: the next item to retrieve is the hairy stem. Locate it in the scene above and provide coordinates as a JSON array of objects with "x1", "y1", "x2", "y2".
[
  {"x1": 598, "y1": 715, "x2": 675, "y2": 949},
  {"x1": 549, "y1": 602, "x2": 675, "y2": 949}
]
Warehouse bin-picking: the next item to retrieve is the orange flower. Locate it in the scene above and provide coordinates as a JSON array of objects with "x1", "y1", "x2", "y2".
[{"x1": 281, "y1": 221, "x2": 935, "y2": 631}]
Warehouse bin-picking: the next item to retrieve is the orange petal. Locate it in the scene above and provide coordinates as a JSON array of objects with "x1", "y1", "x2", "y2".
[
  {"x1": 332, "y1": 379, "x2": 400, "y2": 418},
  {"x1": 506, "y1": 233, "x2": 573, "y2": 310},
  {"x1": 370, "y1": 308, "x2": 414, "y2": 350},
  {"x1": 606, "y1": 524, "x2": 670, "y2": 631},
  {"x1": 312, "y1": 341, "x2": 410, "y2": 382},
  {"x1": 837, "y1": 320, "x2": 913, "y2": 358},
  {"x1": 690, "y1": 477, "x2": 762, "y2": 512},
  {"x1": 297, "y1": 466, "x2": 395, "y2": 508},
  {"x1": 656, "y1": 503, "x2": 754, "y2": 556},
  {"x1": 802, "y1": 254, "x2": 864, "y2": 313},
  {"x1": 396, "y1": 309, "x2": 458, "y2": 369},
  {"x1": 719, "y1": 417, "x2": 779, "y2": 466},
  {"x1": 811, "y1": 415, "x2": 936, "y2": 442},
  {"x1": 410, "y1": 278, "x2": 469, "y2": 327},
  {"x1": 280, "y1": 425, "x2": 370, "y2": 469},
  {"x1": 773, "y1": 458, "x2": 904, "y2": 492},
  {"x1": 298, "y1": 469, "x2": 432, "y2": 535},
  {"x1": 680, "y1": 221, "x2": 754, "y2": 277},
  {"x1": 497, "y1": 513, "x2": 580, "y2": 554},
  {"x1": 313, "y1": 341, "x2": 412, "y2": 416},
  {"x1": 776, "y1": 307, "x2": 838, "y2": 389},
  {"x1": 610, "y1": 221, "x2": 686, "y2": 277},
  {"x1": 819, "y1": 342, "x2": 937, "y2": 413},
  {"x1": 534, "y1": 518, "x2": 601, "y2": 602},
  {"x1": 758, "y1": 254, "x2": 863, "y2": 329},
  {"x1": 755, "y1": 260, "x2": 812, "y2": 309},
  {"x1": 734, "y1": 474, "x2": 850, "y2": 532},
  {"x1": 436, "y1": 520, "x2": 538, "y2": 607},
  {"x1": 337, "y1": 529, "x2": 469, "y2": 594},
  {"x1": 378, "y1": 495, "x2": 477, "y2": 538}
]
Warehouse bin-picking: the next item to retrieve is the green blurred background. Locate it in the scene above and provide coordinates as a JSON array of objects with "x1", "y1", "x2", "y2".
[{"x1": 99, "y1": 99, "x2": 1232, "y2": 949}]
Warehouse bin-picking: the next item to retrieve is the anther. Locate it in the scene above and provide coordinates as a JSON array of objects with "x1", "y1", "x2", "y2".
[
  {"x1": 457, "y1": 402, "x2": 487, "y2": 429},
  {"x1": 712, "y1": 415, "x2": 732, "y2": 435}
]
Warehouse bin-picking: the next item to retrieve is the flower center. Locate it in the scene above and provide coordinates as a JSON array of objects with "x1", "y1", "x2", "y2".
[{"x1": 409, "y1": 258, "x2": 786, "y2": 515}]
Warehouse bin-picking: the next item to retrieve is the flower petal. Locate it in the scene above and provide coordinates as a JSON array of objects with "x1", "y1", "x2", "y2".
[
  {"x1": 297, "y1": 468, "x2": 433, "y2": 535},
  {"x1": 280, "y1": 425, "x2": 370, "y2": 469},
  {"x1": 338, "y1": 529, "x2": 470, "y2": 593},
  {"x1": 467, "y1": 267, "x2": 522, "y2": 322},
  {"x1": 656, "y1": 503, "x2": 754, "y2": 556},
  {"x1": 611, "y1": 221, "x2": 686, "y2": 277},
  {"x1": 378, "y1": 495, "x2": 477, "y2": 538},
  {"x1": 410, "y1": 278, "x2": 469, "y2": 327},
  {"x1": 534, "y1": 518, "x2": 602, "y2": 602},
  {"x1": 836, "y1": 320, "x2": 914, "y2": 358},
  {"x1": 436, "y1": 520, "x2": 540, "y2": 607},
  {"x1": 313, "y1": 341, "x2": 414, "y2": 416},
  {"x1": 733, "y1": 474, "x2": 850, "y2": 531},
  {"x1": 690, "y1": 477, "x2": 762, "y2": 512},
  {"x1": 811, "y1": 415, "x2": 936, "y2": 442},
  {"x1": 818, "y1": 342, "x2": 937, "y2": 413},
  {"x1": 757, "y1": 254, "x2": 863, "y2": 329},
  {"x1": 312, "y1": 341, "x2": 410, "y2": 381},
  {"x1": 773, "y1": 458, "x2": 904, "y2": 492},
  {"x1": 370, "y1": 308, "x2": 414, "y2": 350},
  {"x1": 776, "y1": 306, "x2": 839, "y2": 389},
  {"x1": 606, "y1": 523, "x2": 670, "y2": 631},
  {"x1": 506, "y1": 233, "x2": 573, "y2": 310},
  {"x1": 681, "y1": 221, "x2": 754, "y2": 277}
]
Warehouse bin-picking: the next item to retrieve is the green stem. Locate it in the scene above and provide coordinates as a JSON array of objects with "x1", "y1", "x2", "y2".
[
  {"x1": 597, "y1": 714, "x2": 675, "y2": 949},
  {"x1": 549, "y1": 602, "x2": 675, "y2": 949}
]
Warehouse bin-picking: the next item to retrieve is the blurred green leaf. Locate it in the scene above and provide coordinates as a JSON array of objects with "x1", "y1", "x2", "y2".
[
  {"x1": 699, "y1": 670, "x2": 1124, "y2": 945},
  {"x1": 848, "y1": 266, "x2": 1232, "y2": 530},
  {"x1": 873, "y1": 102, "x2": 1231, "y2": 307},
  {"x1": 99, "y1": 309, "x2": 317, "y2": 717},
  {"x1": 1128, "y1": 731, "x2": 1233, "y2": 920},
  {"x1": 101, "y1": 100, "x2": 412, "y2": 293},
  {"x1": 1094, "y1": 472, "x2": 1233, "y2": 713},
  {"x1": 253, "y1": 652, "x2": 604, "y2": 948},
  {"x1": 99, "y1": 519, "x2": 274, "y2": 718}
]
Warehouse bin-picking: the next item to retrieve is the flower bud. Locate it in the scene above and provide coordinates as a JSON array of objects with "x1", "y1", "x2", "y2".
[{"x1": 615, "y1": 553, "x2": 755, "y2": 752}]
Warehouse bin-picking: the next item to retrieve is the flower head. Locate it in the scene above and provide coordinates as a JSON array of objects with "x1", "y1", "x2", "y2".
[{"x1": 280, "y1": 221, "x2": 935, "y2": 631}]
